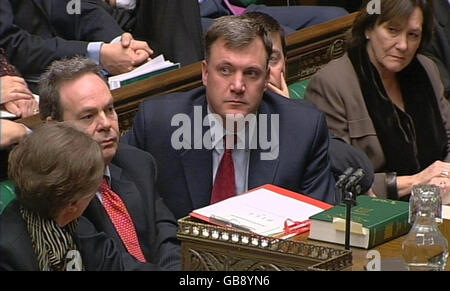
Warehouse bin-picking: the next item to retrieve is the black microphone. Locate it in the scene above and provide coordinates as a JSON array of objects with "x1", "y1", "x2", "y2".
[
  {"x1": 344, "y1": 168, "x2": 365, "y2": 191},
  {"x1": 335, "y1": 167, "x2": 354, "y2": 189}
]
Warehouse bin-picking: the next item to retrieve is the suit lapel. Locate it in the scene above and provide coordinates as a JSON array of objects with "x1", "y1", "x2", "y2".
[
  {"x1": 31, "y1": 0, "x2": 52, "y2": 21},
  {"x1": 109, "y1": 164, "x2": 146, "y2": 235},
  {"x1": 84, "y1": 196, "x2": 123, "y2": 248},
  {"x1": 180, "y1": 147, "x2": 212, "y2": 210},
  {"x1": 180, "y1": 99, "x2": 213, "y2": 209},
  {"x1": 248, "y1": 97, "x2": 280, "y2": 189},
  {"x1": 31, "y1": 0, "x2": 56, "y2": 34}
]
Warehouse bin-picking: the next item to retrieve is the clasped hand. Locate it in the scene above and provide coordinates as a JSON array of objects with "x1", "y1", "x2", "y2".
[{"x1": 100, "y1": 32, "x2": 153, "y2": 76}]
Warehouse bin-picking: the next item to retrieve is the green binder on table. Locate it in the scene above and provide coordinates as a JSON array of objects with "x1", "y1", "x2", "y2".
[{"x1": 309, "y1": 196, "x2": 411, "y2": 249}]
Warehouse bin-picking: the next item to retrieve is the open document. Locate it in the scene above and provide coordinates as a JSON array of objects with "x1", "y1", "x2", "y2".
[
  {"x1": 190, "y1": 184, "x2": 332, "y2": 237},
  {"x1": 108, "y1": 55, "x2": 180, "y2": 90}
]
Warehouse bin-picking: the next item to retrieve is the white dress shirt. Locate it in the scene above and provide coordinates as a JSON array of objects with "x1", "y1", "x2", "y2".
[{"x1": 207, "y1": 107, "x2": 258, "y2": 195}]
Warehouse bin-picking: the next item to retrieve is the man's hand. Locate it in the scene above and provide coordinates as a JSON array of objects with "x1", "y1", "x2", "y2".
[
  {"x1": 100, "y1": 33, "x2": 153, "y2": 75},
  {"x1": 1, "y1": 75, "x2": 33, "y2": 104},
  {"x1": 101, "y1": 0, "x2": 117, "y2": 7},
  {"x1": 267, "y1": 73, "x2": 290, "y2": 98},
  {"x1": 120, "y1": 33, "x2": 153, "y2": 66}
]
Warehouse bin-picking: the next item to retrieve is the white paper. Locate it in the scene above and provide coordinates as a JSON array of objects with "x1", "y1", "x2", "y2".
[
  {"x1": 108, "y1": 55, "x2": 179, "y2": 90},
  {"x1": 192, "y1": 188, "x2": 326, "y2": 236}
]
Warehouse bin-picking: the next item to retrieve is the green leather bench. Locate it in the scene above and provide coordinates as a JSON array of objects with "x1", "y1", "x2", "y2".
[
  {"x1": 288, "y1": 79, "x2": 310, "y2": 100},
  {"x1": 0, "y1": 180, "x2": 16, "y2": 214}
]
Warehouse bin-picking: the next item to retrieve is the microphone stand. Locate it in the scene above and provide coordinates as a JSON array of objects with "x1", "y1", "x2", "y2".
[{"x1": 336, "y1": 168, "x2": 365, "y2": 250}]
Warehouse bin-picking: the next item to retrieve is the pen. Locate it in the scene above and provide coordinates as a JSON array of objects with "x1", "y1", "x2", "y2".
[{"x1": 210, "y1": 215, "x2": 253, "y2": 232}]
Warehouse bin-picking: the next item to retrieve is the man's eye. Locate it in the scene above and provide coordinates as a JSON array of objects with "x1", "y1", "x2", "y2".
[
  {"x1": 245, "y1": 70, "x2": 259, "y2": 78},
  {"x1": 269, "y1": 55, "x2": 279, "y2": 63},
  {"x1": 82, "y1": 114, "x2": 93, "y2": 120},
  {"x1": 220, "y1": 67, "x2": 231, "y2": 75}
]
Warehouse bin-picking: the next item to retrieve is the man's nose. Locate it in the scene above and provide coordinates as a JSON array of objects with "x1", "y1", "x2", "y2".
[
  {"x1": 230, "y1": 72, "x2": 246, "y2": 94},
  {"x1": 97, "y1": 111, "x2": 112, "y2": 130}
]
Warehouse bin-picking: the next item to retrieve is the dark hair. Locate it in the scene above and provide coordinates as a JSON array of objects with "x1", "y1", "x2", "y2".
[
  {"x1": 8, "y1": 122, "x2": 104, "y2": 219},
  {"x1": 243, "y1": 12, "x2": 286, "y2": 57},
  {"x1": 39, "y1": 56, "x2": 106, "y2": 121},
  {"x1": 348, "y1": 0, "x2": 433, "y2": 50},
  {"x1": 204, "y1": 15, "x2": 273, "y2": 65}
]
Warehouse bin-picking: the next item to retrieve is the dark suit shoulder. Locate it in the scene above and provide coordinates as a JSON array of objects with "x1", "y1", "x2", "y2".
[
  {"x1": 113, "y1": 143, "x2": 157, "y2": 175},
  {"x1": 0, "y1": 200, "x2": 27, "y2": 244},
  {"x1": 142, "y1": 86, "x2": 206, "y2": 107},
  {"x1": 114, "y1": 142, "x2": 156, "y2": 164}
]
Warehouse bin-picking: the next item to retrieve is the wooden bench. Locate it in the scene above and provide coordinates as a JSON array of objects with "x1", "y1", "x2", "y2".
[{"x1": 17, "y1": 12, "x2": 357, "y2": 132}]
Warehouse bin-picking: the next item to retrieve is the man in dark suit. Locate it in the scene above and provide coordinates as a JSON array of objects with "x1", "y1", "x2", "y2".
[
  {"x1": 124, "y1": 15, "x2": 336, "y2": 219},
  {"x1": 100, "y1": 0, "x2": 205, "y2": 66},
  {"x1": 0, "y1": 0, "x2": 152, "y2": 92},
  {"x1": 133, "y1": 0, "x2": 204, "y2": 66},
  {"x1": 199, "y1": 0, "x2": 348, "y2": 35},
  {"x1": 422, "y1": 0, "x2": 450, "y2": 99},
  {"x1": 38, "y1": 56, "x2": 180, "y2": 270}
]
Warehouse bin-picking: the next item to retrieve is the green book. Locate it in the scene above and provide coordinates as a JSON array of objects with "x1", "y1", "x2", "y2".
[
  {"x1": 108, "y1": 54, "x2": 180, "y2": 90},
  {"x1": 119, "y1": 63, "x2": 180, "y2": 87},
  {"x1": 308, "y1": 196, "x2": 411, "y2": 249}
]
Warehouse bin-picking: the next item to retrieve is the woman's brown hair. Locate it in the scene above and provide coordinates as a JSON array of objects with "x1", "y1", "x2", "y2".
[
  {"x1": 348, "y1": 0, "x2": 434, "y2": 50},
  {"x1": 8, "y1": 122, "x2": 104, "y2": 219}
]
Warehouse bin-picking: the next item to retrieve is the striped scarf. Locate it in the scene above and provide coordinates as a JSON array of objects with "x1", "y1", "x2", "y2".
[{"x1": 20, "y1": 207, "x2": 84, "y2": 271}]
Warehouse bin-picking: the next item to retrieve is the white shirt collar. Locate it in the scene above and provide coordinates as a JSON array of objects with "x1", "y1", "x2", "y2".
[{"x1": 206, "y1": 106, "x2": 257, "y2": 151}]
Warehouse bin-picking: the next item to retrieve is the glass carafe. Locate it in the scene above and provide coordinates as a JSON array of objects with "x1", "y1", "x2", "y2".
[{"x1": 402, "y1": 185, "x2": 448, "y2": 271}]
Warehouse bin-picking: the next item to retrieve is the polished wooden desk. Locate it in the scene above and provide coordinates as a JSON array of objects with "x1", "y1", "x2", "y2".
[
  {"x1": 179, "y1": 217, "x2": 450, "y2": 271},
  {"x1": 293, "y1": 233, "x2": 405, "y2": 271},
  {"x1": 296, "y1": 218, "x2": 450, "y2": 271}
]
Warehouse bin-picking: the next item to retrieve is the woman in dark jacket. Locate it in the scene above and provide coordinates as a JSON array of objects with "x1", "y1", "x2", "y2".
[{"x1": 0, "y1": 123, "x2": 126, "y2": 271}]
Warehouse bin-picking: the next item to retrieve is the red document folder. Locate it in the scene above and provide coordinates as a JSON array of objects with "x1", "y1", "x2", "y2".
[{"x1": 189, "y1": 184, "x2": 332, "y2": 237}]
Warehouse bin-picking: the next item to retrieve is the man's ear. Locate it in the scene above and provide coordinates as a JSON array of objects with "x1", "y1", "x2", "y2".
[{"x1": 201, "y1": 60, "x2": 208, "y2": 87}]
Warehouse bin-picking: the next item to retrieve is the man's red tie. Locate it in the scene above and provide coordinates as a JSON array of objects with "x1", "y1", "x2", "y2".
[
  {"x1": 100, "y1": 178, "x2": 146, "y2": 262},
  {"x1": 210, "y1": 147, "x2": 237, "y2": 204}
]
